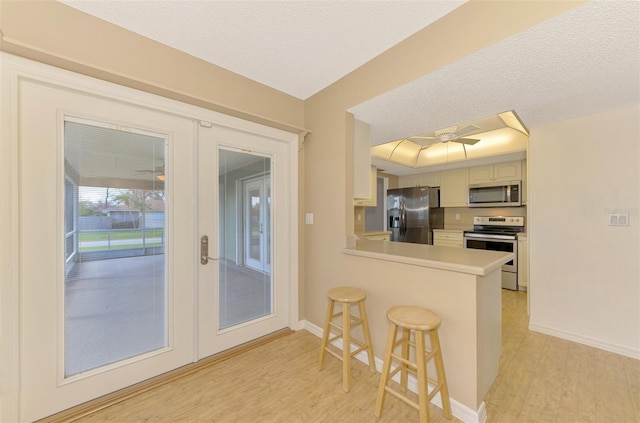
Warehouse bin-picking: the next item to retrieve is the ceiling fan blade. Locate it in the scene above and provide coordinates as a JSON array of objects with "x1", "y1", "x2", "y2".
[
  {"x1": 455, "y1": 138, "x2": 481, "y2": 145},
  {"x1": 454, "y1": 124, "x2": 481, "y2": 137}
]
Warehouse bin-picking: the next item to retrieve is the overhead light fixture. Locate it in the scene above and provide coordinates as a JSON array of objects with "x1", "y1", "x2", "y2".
[
  {"x1": 370, "y1": 110, "x2": 529, "y2": 169},
  {"x1": 498, "y1": 110, "x2": 529, "y2": 135}
]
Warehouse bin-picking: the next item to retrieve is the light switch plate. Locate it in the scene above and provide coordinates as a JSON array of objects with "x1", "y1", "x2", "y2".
[{"x1": 305, "y1": 213, "x2": 314, "y2": 225}]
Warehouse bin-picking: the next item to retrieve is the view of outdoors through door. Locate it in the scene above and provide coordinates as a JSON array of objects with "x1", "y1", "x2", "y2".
[
  {"x1": 64, "y1": 120, "x2": 167, "y2": 377},
  {"x1": 218, "y1": 149, "x2": 272, "y2": 330}
]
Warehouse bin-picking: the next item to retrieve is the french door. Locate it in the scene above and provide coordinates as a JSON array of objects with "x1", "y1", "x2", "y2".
[
  {"x1": 18, "y1": 79, "x2": 196, "y2": 422},
  {"x1": 197, "y1": 124, "x2": 293, "y2": 358},
  {"x1": 11, "y1": 57, "x2": 296, "y2": 422}
]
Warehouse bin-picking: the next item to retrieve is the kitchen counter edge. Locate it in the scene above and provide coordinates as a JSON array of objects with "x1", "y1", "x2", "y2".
[{"x1": 343, "y1": 239, "x2": 513, "y2": 276}]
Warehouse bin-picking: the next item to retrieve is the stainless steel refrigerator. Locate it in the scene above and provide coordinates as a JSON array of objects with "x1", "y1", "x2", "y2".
[{"x1": 387, "y1": 186, "x2": 444, "y2": 244}]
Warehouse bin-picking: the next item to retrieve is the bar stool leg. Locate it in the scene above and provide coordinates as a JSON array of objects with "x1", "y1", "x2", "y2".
[
  {"x1": 374, "y1": 322, "x2": 398, "y2": 418},
  {"x1": 318, "y1": 298, "x2": 335, "y2": 370},
  {"x1": 431, "y1": 330, "x2": 452, "y2": 419},
  {"x1": 415, "y1": 330, "x2": 430, "y2": 423},
  {"x1": 400, "y1": 327, "x2": 410, "y2": 392},
  {"x1": 342, "y1": 302, "x2": 351, "y2": 392},
  {"x1": 358, "y1": 300, "x2": 377, "y2": 374}
]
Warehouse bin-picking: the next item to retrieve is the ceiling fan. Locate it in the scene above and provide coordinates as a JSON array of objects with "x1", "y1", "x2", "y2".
[
  {"x1": 135, "y1": 164, "x2": 165, "y2": 181},
  {"x1": 408, "y1": 124, "x2": 482, "y2": 160},
  {"x1": 410, "y1": 124, "x2": 482, "y2": 147}
]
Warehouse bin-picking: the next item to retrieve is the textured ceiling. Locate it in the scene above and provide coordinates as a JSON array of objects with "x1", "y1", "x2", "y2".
[
  {"x1": 351, "y1": 1, "x2": 640, "y2": 145},
  {"x1": 57, "y1": 1, "x2": 639, "y2": 176},
  {"x1": 58, "y1": 0, "x2": 465, "y2": 100}
]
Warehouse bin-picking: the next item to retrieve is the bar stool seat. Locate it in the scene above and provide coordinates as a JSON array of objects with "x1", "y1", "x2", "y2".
[
  {"x1": 318, "y1": 286, "x2": 376, "y2": 392},
  {"x1": 375, "y1": 305, "x2": 452, "y2": 422}
]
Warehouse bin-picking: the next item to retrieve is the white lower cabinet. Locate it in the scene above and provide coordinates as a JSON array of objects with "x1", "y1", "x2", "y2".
[
  {"x1": 433, "y1": 230, "x2": 464, "y2": 248},
  {"x1": 518, "y1": 235, "x2": 528, "y2": 289}
]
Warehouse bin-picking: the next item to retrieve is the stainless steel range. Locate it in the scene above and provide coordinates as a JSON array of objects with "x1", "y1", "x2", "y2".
[{"x1": 463, "y1": 216, "x2": 525, "y2": 291}]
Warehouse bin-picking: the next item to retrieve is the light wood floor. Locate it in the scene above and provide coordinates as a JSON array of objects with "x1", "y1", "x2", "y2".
[{"x1": 74, "y1": 290, "x2": 639, "y2": 423}]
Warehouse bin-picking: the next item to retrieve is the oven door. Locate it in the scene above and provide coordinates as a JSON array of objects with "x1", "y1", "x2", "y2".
[{"x1": 464, "y1": 235, "x2": 517, "y2": 272}]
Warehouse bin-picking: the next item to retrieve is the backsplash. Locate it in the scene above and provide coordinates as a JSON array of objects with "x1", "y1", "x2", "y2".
[
  {"x1": 356, "y1": 204, "x2": 527, "y2": 233},
  {"x1": 443, "y1": 206, "x2": 527, "y2": 231},
  {"x1": 354, "y1": 206, "x2": 366, "y2": 233}
]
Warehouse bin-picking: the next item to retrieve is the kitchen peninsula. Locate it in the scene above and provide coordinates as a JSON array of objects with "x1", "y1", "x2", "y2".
[{"x1": 342, "y1": 239, "x2": 512, "y2": 421}]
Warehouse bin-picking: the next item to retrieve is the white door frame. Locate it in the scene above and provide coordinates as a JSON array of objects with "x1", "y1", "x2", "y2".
[{"x1": 0, "y1": 53, "x2": 299, "y2": 422}]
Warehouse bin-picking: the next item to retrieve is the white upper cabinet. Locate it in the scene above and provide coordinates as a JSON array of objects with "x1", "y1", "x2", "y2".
[
  {"x1": 440, "y1": 168, "x2": 469, "y2": 207},
  {"x1": 468, "y1": 165, "x2": 494, "y2": 184},
  {"x1": 469, "y1": 161, "x2": 522, "y2": 184},
  {"x1": 398, "y1": 174, "x2": 419, "y2": 188},
  {"x1": 354, "y1": 166, "x2": 377, "y2": 207},
  {"x1": 494, "y1": 161, "x2": 522, "y2": 181},
  {"x1": 419, "y1": 172, "x2": 441, "y2": 187},
  {"x1": 398, "y1": 172, "x2": 440, "y2": 188}
]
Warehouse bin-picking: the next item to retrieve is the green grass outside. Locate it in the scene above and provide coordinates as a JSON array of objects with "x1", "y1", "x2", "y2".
[{"x1": 79, "y1": 229, "x2": 164, "y2": 242}]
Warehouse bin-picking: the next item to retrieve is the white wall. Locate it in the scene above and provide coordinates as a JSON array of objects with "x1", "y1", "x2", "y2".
[{"x1": 529, "y1": 105, "x2": 640, "y2": 358}]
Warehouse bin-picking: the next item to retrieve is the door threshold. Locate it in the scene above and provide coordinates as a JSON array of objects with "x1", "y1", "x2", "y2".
[{"x1": 37, "y1": 328, "x2": 294, "y2": 423}]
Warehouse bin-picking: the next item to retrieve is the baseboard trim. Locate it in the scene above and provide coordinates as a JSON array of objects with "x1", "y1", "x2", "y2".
[
  {"x1": 37, "y1": 328, "x2": 293, "y2": 423},
  {"x1": 299, "y1": 319, "x2": 487, "y2": 423},
  {"x1": 529, "y1": 322, "x2": 640, "y2": 360}
]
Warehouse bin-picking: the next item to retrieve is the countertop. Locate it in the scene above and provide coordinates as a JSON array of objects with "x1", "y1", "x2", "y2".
[
  {"x1": 355, "y1": 230, "x2": 391, "y2": 236},
  {"x1": 344, "y1": 239, "x2": 513, "y2": 276},
  {"x1": 433, "y1": 228, "x2": 470, "y2": 233}
]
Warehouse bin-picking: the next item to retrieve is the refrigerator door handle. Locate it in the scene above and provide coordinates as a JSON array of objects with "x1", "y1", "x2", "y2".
[{"x1": 400, "y1": 202, "x2": 406, "y2": 237}]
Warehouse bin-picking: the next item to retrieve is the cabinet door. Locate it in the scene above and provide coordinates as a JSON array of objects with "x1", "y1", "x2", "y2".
[
  {"x1": 518, "y1": 236, "x2": 528, "y2": 288},
  {"x1": 494, "y1": 161, "x2": 522, "y2": 181},
  {"x1": 434, "y1": 231, "x2": 463, "y2": 248},
  {"x1": 469, "y1": 165, "x2": 494, "y2": 184},
  {"x1": 398, "y1": 174, "x2": 418, "y2": 188},
  {"x1": 354, "y1": 166, "x2": 377, "y2": 207},
  {"x1": 441, "y1": 168, "x2": 469, "y2": 207},
  {"x1": 419, "y1": 172, "x2": 441, "y2": 187}
]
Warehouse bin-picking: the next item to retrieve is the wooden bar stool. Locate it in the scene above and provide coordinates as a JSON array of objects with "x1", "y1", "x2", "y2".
[
  {"x1": 318, "y1": 286, "x2": 376, "y2": 392},
  {"x1": 375, "y1": 305, "x2": 452, "y2": 423}
]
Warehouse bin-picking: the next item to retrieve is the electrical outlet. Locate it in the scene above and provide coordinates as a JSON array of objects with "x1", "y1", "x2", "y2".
[
  {"x1": 608, "y1": 212, "x2": 629, "y2": 226},
  {"x1": 455, "y1": 213, "x2": 461, "y2": 220}
]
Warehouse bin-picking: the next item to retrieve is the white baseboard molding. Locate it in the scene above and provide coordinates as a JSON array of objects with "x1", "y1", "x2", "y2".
[
  {"x1": 298, "y1": 320, "x2": 487, "y2": 423},
  {"x1": 529, "y1": 322, "x2": 640, "y2": 360}
]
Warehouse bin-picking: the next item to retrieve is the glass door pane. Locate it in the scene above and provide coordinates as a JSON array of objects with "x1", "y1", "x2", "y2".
[
  {"x1": 218, "y1": 148, "x2": 272, "y2": 330},
  {"x1": 64, "y1": 120, "x2": 166, "y2": 377}
]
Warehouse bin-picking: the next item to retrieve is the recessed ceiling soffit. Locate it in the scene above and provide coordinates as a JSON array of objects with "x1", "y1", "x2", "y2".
[{"x1": 371, "y1": 110, "x2": 529, "y2": 169}]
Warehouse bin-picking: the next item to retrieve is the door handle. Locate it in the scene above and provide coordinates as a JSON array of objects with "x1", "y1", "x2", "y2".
[{"x1": 200, "y1": 235, "x2": 218, "y2": 265}]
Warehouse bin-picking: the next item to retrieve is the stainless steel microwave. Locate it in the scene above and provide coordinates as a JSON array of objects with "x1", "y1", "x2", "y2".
[{"x1": 468, "y1": 181, "x2": 522, "y2": 207}]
